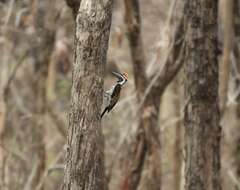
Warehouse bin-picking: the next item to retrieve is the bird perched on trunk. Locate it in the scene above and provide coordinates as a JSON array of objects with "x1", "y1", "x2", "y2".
[{"x1": 101, "y1": 71, "x2": 128, "y2": 118}]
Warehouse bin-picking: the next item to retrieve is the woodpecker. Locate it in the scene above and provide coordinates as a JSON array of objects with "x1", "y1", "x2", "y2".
[{"x1": 101, "y1": 71, "x2": 128, "y2": 118}]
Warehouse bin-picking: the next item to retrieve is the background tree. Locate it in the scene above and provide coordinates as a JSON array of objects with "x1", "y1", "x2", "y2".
[
  {"x1": 172, "y1": 77, "x2": 183, "y2": 190},
  {"x1": 118, "y1": 1, "x2": 185, "y2": 190},
  {"x1": 184, "y1": 0, "x2": 222, "y2": 190},
  {"x1": 0, "y1": 1, "x2": 59, "y2": 189},
  {"x1": 233, "y1": 0, "x2": 240, "y2": 189},
  {"x1": 219, "y1": 0, "x2": 233, "y2": 113},
  {"x1": 23, "y1": 1, "x2": 56, "y2": 189}
]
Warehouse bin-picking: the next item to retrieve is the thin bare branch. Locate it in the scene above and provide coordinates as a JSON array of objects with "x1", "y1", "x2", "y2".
[
  {"x1": 46, "y1": 104, "x2": 67, "y2": 139},
  {"x1": 0, "y1": 143, "x2": 26, "y2": 163},
  {"x1": 3, "y1": 51, "x2": 29, "y2": 101},
  {"x1": 137, "y1": 17, "x2": 185, "y2": 116},
  {"x1": 36, "y1": 150, "x2": 64, "y2": 190},
  {"x1": 3, "y1": 0, "x2": 15, "y2": 27}
]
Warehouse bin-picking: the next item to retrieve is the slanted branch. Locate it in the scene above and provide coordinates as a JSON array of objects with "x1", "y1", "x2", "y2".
[{"x1": 118, "y1": 0, "x2": 185, "y2": 189}]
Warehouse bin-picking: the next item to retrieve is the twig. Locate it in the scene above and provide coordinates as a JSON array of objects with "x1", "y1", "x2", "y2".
[
  {"x1": 24, "y1": 159, "x2": 40, "y2": 190},
  {"x1": 46, "y1": 104, "x2": 67, "y2": 139},
  {"x1": 3, "y1": 0, "x2": 15, "y2": 27},
  {"x1": 0, "y1": 143, "x2": 26, "y2": 163},
  {"x1": 223, "y1": 162, "x2": 240, "y2": 189},
  {"x1": 48, "y1": 164, "x2": 64, "y2": 174},
  {"x1": 3, "y1": 51, "x2": 29, "y2": 101},
  {"x1": 136, "y1": 36, "x2": 185, "y2": 117},
  {"x1": 227, "y1": 169, "x2": 240, "y2": 189},
  {"x1": 35, "y1": 149, "x2": 64, "y2": 190}
]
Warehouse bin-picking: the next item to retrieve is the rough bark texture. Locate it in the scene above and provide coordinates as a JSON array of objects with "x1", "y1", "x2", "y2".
[
  {"x1": 62, "y1": 1, "x2": 113, "y2": 190},
  {"x1": 184, "y1": 1, "x2": 222, "y2": 190},
  {"x1": 120, "y1": 1, "x2": 185, "y2": 190}
]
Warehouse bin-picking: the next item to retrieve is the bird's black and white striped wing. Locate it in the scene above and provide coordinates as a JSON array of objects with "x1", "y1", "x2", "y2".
[
  {"x1": 107, "y1": 84, "x2": 121, "y2": 111},
  {"x1": 102, "y1": 85, "x2": 115, "y2": 110}
]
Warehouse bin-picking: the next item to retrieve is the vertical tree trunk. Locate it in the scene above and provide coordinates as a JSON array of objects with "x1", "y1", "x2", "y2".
[
  {"x1": 62, "y1": 1, "x2": 113, "y2": 190},
  {"x1": 124, "y1": 0, "x2": 147, "y2": 100},
  {"x1": 233, "y1": 0, "x2": 240, "y2": 189},
  {"x1": 173, "y1": 78, "x2": 182, "y2": 190},
  {"x1": 122, "y1": 1, "x2": 161, "y2": 189},
  {"x1": 219, "y1": 0, "x2": 233, "y2": 113},
  {"x1": 184, "y1": 1, "x2": 221, "y2": 190},
  {"x1": 120, "y1": 1, "x2": 185, "y2": 189},
  {"x1": 0, "y1": 51, "x2": 9, "y2": 190}
]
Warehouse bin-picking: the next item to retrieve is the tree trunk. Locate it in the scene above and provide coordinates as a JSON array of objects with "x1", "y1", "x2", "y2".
[
  {"x1": 62, "y1": 1, "x2": 113, "y2": 190},
  {"x1": 122, "y1": 1, "x2": 160, "y2": 190},
  {"x1": 173, "y1": 77, "x2": 183, "y2": 190},
  {"x1": 184, "y1": 1, "x2": 222, "y2": 190},
  {"x1": 0, "y1": 47, "x2": 10, "y2": 190},
  {"x1": 219, "y1": 0, "x2": 233, "y2": 113},
  {"x1": 233, "y1": 0, "x2": 240, "y2": 189},
  {"x1": 124, "y1": 0, "x2": 147, "y2": 100},
  {"x1": 120, "y1": 1, "x2": 185, "y2": 189}
]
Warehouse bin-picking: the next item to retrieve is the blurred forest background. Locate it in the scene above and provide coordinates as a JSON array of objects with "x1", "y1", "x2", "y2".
[{"x1": 0, "y1": 0, "x2": 240, "y2": 190}]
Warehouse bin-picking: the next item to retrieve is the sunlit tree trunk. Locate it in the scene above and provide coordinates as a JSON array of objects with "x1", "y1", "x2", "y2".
[
  {"x1": 173, "y1": 77, "x2": 183, "y2": 190},
  {"x1": 62, "y1": 1, "x2": 113, "y2": 189},
  {"x1": 184, "y1": 1, "x2": 222, "y2": 190},
  {"x1": 219, "y1": 0, "x2": 233, "y2": 113},
  {"x1": 0, "y1": 49, "x2": 9, "y2": 190}
]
